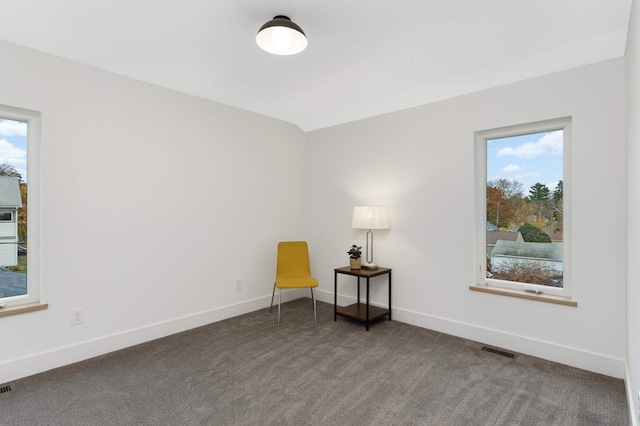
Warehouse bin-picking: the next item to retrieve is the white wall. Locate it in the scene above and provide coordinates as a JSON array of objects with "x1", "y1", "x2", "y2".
[
  {"x1": 0, "y1": 29, "x2": 630, "y2": 396},
  {"x1": 626, "y1": 0, "x2": 640, "y2": 422},
  {"x1": 0, "y1": 40, "x2": 307, "y2": 383},
  {"x1": 306, "y1": 58, "x2": 627, "y2": 378}
]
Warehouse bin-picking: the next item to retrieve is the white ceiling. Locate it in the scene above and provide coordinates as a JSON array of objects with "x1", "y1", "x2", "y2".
[{"x1": 0, "y1": 0, "x2": 632, "y2": 131}]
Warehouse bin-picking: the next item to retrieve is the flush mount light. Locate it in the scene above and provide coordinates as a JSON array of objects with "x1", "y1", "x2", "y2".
[{"x1": 256, "y1": 15, "x2": 308, "y2": 55}]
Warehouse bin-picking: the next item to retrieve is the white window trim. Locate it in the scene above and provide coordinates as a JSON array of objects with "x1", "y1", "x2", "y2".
[
  {"x1": 474, "y1": 117, "x2": 572, "y2": 299},
  {"x1": 0, "y1": 104, "x2": 41, "y2": 307}
]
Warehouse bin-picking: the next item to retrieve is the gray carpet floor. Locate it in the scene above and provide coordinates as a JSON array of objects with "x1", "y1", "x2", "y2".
[{"x1": 0, "y1": 299, "x2": 629, "y2": 425}]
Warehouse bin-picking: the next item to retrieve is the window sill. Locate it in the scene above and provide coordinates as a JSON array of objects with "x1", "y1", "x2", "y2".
[
  {"x1": 0, "y1": 302, "x2": 48, "y2": 317},
  {"x1": 469, "y1": 285, "x2": 577, "y2": 307}
]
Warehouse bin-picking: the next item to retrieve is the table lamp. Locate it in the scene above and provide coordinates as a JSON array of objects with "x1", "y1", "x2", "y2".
[{"x1": 352, "y1": 206, "x2": 390, "y2": 269}]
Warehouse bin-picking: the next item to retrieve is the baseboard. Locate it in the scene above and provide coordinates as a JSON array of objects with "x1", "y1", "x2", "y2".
[
  {"x1": 4, "y1": 287, "x2": 626, "y2": 385},
  {"x1": 315, "y1": 288, "x2": 625, "y2": 379},
  {"x1": 0, "y1": 289, "x2": 305, "y2": 384},
  {"x1": 626, "y1": 362, "x2": 639, "y2": 426}
]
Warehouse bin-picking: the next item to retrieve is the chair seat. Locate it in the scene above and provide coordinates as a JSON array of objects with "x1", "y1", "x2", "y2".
[{"x1": 276, "y1": 277, "x2": 318, "y2": 289}]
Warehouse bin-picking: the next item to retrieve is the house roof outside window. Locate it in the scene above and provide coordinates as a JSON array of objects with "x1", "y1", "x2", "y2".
[
  {"x1": 491, "y1": 240, "x2": 563, "y2": 261},
  {"x1": 0, "y1": 177, "x2": 22, "y2": 208},
  {"x1": 486, "y1": 231, "x2": 522, "y2": 246}
]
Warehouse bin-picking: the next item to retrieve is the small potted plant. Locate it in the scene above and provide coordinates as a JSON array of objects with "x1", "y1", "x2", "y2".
[{"x1": 347, "y1": 245, "x2": 362, "y2": 269}]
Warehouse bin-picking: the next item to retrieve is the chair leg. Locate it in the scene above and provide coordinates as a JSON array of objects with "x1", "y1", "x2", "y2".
[
  {"x1": 269, "y1": 282, "x2": 276, "y2": 313},
  {"x1": 273, "y1": 285, "x2": 316, "y2": 326},
  {"x1": 277, "y1": 288, "x2": 282, "y2": 328},
  {"x1": 311, "y1": 288, "x2": 317, "y2": 325}
]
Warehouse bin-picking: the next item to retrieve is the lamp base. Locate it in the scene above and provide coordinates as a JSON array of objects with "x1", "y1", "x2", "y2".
[{"x1": 361, "y1": 262, "x2": 378, "y2": 270}]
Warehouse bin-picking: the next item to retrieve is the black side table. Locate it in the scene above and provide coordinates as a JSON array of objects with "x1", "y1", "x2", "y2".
[{"x1": 334, "y1": 266, "x2": 392, "y2": 331}]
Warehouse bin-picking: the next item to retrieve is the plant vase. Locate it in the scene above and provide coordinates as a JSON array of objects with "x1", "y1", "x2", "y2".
[{"x1": 350, "y1": 258, "x2": 361, "y2": 270}]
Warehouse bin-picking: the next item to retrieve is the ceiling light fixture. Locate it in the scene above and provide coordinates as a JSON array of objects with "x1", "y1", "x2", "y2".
[{"x1": 256, "y1": 15, "x2": 308, "y2": 55}]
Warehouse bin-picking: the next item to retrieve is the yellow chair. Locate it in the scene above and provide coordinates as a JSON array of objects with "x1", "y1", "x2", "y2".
[{"x1": 270, "y1": 241, "x2": 318, "y2": 327}]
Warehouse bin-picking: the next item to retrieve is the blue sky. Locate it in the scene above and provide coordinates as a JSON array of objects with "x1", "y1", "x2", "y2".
[
  {"x1": 487, "y1": 130, "x2": 563, "y2": 196},
  {"x1": 0, "y1": 119, "x2": 27, "y2": 182}
]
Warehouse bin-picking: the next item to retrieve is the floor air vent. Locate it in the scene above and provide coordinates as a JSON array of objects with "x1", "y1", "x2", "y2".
[
  {"x1": 0, "y1": 382, "x2": 15, "y2": 395},
  {"x1": 481, "y1": 346, "x2": 517, "y2": 359}
]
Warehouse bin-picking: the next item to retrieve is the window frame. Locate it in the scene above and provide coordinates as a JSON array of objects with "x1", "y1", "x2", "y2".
[
  {"x1": 0, "y1": 104, "x2": 41, "y2": 307},
  {"x1": 474, "y1": 117, "x2": 572, "y2": 298}
]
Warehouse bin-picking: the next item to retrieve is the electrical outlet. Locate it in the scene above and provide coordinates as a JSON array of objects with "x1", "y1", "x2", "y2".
[
  {"x1": 235, "y1": 279, "x2": 242, "y2": 291},
  {"x1": 71, "y1": 308, "x2": 84, "y2": 326}
]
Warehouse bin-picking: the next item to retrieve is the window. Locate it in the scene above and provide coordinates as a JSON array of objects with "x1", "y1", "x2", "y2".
[
  {"x1": 475, "y1": 117, "x2": 571, "y2": 298},
  {"x1": 0, "y1": 211, "x2": 14, "y2": 221},
  {"x1": 0, "y1": 105, "x2": 40, "y2": 308}
]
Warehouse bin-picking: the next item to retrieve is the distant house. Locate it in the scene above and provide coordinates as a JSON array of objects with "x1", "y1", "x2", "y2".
[
  {"x1": 542, "y1": 225, "x2": 564, "y2": 242},
  {"x1": 0, "y1": 177, "x2": 23, "y2": 266},
  {"x1": 490, "y1": 240, "x2": 563, "y2": 276},
  {"x1": 486, "y1": 231, "x2": 522, "y2": 257}
]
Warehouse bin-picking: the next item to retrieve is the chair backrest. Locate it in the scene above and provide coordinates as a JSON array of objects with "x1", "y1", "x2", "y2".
[{"x1": 277, "y1": 241, "x2": 311, "y2": 279}]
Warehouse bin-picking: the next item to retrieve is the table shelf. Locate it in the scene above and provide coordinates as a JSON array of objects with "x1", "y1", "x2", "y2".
[
  {"x1": 336, "y1": 303, "x2": 390, "y2": 322},
  {"x1": 334, "y1": 266, "x2": 392, "y2": 331}
]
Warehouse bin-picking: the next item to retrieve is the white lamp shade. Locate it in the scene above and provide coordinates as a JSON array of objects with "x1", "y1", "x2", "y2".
[
  {"x1": 256, "y1": 16, "x2": 308, "y2": 55},
  {"x1": 352, "y1": 206, "x2": 390, "y2": 230}
]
